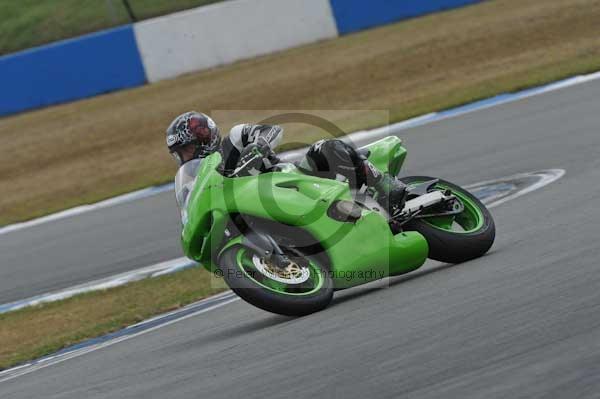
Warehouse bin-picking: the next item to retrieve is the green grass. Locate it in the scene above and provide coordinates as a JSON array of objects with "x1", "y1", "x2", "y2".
[
  {"x1": 0, "y1": 0, "x2": 224, "y2": 56},
  {"x1": 0, "y1": 266, "x2": 228, "y2": 371}
]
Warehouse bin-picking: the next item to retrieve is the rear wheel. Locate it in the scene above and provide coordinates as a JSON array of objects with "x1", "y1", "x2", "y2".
[
  {"x1": 218, "y1": 244, "x2": 333, "y2": 316},
  {"x1": 400, "y1": 176, "x2": 495, "y2": 264}
]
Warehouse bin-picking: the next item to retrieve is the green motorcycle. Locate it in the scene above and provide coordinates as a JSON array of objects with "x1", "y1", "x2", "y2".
[{"x1": 181, "y1": 136, "x2": 495, "y2": 316}]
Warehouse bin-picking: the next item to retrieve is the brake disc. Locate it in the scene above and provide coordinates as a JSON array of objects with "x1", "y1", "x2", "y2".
[{"x1": 252, "y1": 255, "x2": 311, "y2": 284}]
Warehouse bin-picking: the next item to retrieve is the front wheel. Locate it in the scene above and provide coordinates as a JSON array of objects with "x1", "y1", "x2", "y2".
[
  {"x1": 218, "y1": 244, "x2": 333, "y2": 316},
  {"x1": 400, "y1": 176, "x2": 495, "y2": 264}
]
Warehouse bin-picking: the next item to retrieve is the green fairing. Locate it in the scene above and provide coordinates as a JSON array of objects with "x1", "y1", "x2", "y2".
[
  {"x1": 181, "y1": 136, "x2": 428, "y2": 289},
  {"x1": 363, "y1": 135, "x2": 407, "y2": 176}
]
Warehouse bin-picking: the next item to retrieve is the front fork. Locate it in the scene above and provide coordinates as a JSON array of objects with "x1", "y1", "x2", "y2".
[{"x1": 219, "y1": 230, "x2": 291, "y2": 270}]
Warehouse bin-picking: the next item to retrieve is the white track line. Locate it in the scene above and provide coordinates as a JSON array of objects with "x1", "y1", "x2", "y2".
[{"x1": 0, "y1": 257, "x2": 197, "y2": 314}]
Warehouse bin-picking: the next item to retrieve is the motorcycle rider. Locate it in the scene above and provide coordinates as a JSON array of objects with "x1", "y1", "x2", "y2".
[{"x1": 166, "y1": 111, "x2": 406, "y2": 220}]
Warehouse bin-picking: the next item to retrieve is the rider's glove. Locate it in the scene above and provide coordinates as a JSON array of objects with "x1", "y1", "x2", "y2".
[
  {"x1": 256, "y1": 138, "x2": 280, "y2": 169},
  {"x1": 233, "y1": 143, "x2": 273, "y2": 176}
]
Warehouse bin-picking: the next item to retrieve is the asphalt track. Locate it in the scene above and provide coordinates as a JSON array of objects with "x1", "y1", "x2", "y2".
[
  {"x1": 0, "y1": 185, "x2": 183, "y2": 304},
  {"x1": 2, "y1": 79, "x2": 600, "y2": 398}
]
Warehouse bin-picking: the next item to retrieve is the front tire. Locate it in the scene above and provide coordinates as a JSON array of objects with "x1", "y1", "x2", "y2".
[
  {"x1": 218, "y1": 245, "x2": 333, "y2": 316},
  {"x1": 400, "y1": 176, "x2": 495, "y2": 264}
]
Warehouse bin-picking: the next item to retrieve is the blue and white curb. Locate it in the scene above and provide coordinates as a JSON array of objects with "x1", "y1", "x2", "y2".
[
  {"x1": 342, "y1": 71, "x2": 600, "y2": 145},
  {"x1": 0, "y1": 257, "x2": 198, "y2": 314},
  {"x1": 0, "y1": 291, "x2": 239, "y2": 383}
]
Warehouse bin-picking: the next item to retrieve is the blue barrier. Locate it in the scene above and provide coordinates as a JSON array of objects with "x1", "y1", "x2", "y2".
[
  {"x1": 329, "y1": 0, "x2": 484, "y2": 35},
  {"x1": 0, "y1": 26, "x2": 146, "y2": 117}
]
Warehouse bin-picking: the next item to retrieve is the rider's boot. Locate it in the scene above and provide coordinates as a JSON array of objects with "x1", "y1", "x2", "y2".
[
  {"x1": 373, "y1": 172, "x2": 407, "y2": 215},
  {"x1": 362, "y1": 160, "x2": 407, "y2": 215}
]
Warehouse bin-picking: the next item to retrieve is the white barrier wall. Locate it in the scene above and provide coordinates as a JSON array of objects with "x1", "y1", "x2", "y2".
[{"x1": 134, "y1": 0, "x2": 338, "y2": 83}]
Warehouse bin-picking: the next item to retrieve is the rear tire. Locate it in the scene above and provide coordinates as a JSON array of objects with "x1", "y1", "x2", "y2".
[
  {"x1": 400, "y1": 176, "x2": 495, "y2": 264},
  {"x1": 218, "y1": 245, "x2": 333, "y2": 316}
]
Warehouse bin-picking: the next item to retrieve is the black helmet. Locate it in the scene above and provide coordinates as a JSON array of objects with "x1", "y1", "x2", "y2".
[{"x1": 166, "y1": 111, "x2": 221, "y2": 165}]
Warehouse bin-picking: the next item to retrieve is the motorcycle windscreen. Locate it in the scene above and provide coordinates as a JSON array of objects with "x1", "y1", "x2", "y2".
[{"x1": 174, "y1": 158, "x2": 203, "y2": 223}]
